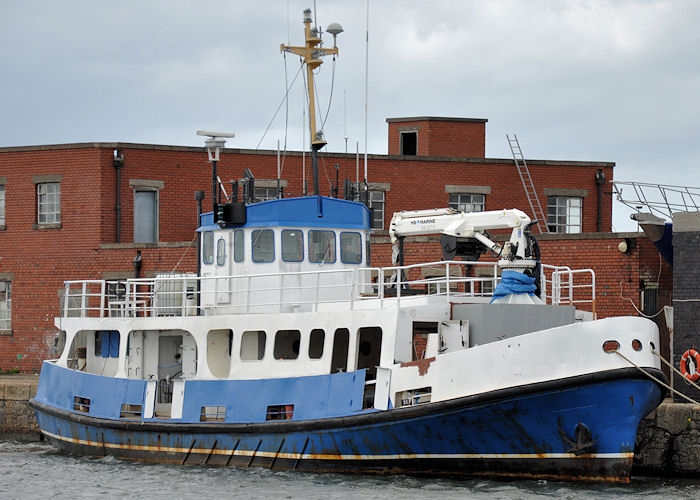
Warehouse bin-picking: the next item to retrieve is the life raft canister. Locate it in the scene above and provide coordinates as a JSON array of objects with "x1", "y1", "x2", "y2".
[{"x1": 680, "y1": 349, "x2": 700, "y2": 382}]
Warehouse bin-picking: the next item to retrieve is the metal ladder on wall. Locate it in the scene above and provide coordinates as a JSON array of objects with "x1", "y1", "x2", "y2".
[{"x1": 507, "y1": 134, "x2": 549, "y2": 234}]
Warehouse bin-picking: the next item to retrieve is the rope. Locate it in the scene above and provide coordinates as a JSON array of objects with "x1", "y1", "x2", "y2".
[
  {"x1": 614, "y1": 350, "x2": 700, "y2": 406},
  {"x1": 255, "y1": 61, "x2": 304, "y2": 151}
]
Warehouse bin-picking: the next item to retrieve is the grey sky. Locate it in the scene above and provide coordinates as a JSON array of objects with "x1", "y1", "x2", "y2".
[{"x1": 2, "y1": 1, "x2": 698, "y2": 230}]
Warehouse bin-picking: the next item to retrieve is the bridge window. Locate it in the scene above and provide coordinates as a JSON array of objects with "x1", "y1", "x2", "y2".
[
  {"x1": 281, "y1": 230, "x2": 303, "y2": 262},
  {"x1": 340, "y1": 232, "x2": 362, "y2": 264},
  {"x1": 309, "y1": 329, "x2": 325, "y2": 359},
  {"x1": 95, "y1": 331, "x2": 119, "y2": 358},
  {"x1": 252, "y1": 229, "x2": 274, "y2": 263},
  {"x1": 309, "y1": 230, "x2": 336, "y2": 263},
  {"x1": 234, "y1": 230, "x2": 244, "y2": 262},
  {"x1": 216, "y1": 238, "x2": 226, "y2": 266},
  {"x1": 203, "y1": 231, "x2": 214, "y2": 265},
  {"x1": 274, "y1": 329, "x2": 301, "y2": 360}
]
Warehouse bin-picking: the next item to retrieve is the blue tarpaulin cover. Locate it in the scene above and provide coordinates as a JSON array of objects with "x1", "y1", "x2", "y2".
[{"x1": 490, "y1": 270, "x2": 536, "y2": 303}]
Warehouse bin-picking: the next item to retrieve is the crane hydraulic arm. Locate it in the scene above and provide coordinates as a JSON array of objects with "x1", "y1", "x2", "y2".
[{"x1": 388, "y1": 208, "x2": 538, "y2": 271}]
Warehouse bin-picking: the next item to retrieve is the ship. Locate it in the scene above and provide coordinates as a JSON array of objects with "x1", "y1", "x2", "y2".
[{"x1": 30, "y1": 9, "x2": 666, "y2": 482}]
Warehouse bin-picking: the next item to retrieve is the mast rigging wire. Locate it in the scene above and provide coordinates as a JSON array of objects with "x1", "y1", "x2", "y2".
[{"x1": 255, "y1": 60, "x2": 304, "y2": 151}]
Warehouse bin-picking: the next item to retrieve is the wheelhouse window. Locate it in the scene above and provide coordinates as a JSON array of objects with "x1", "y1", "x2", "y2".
[
  {"x1": 216, "y1": 238, "x2": 226, "y2": 266},
  {"x1": 308, "y1": 230, "x2": 336, "y2": 263},
  {"x1": 203, "y1": 231, "x2": 214, "y2": 264},
  {"x1": 252, "y1": 229, "x2": 274, "y2": 263},
  {"x1": 340, "y1": 232, "x2": 362, "y2": 264},
  {"x1": 234, "y1": 230, "x2": 244, "y2": 262},
  {"x1": 37, "y1": 182, "x2": 60, "y2": 224},
  {"x1": 369, "y1": 191, "x2": 385, "y2": 230},
  {"x1": 0, "y1": 281, "x2": 11, "y2": 331},
  {"x1": 281, "y1": 230, "x2": 303, "y2": 262},
  {"x1": 133, "y1": 190, "x2": 158, "y2": 243},
  {"x1": 449, "y1": 193, "x2": 485, "y2": 213},
  {"x1": 547, "y1": 197, "x2": 582, "y2": 233}
]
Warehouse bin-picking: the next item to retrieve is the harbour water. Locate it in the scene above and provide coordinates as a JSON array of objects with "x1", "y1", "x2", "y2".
[{"x1": 1, "y1": 441, "x2": 698, "y2": 499}]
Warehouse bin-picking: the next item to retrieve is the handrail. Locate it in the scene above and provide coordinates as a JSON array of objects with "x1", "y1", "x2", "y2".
[{"x1": 59, "y1": 261, "x2": 596, "y2": 318}]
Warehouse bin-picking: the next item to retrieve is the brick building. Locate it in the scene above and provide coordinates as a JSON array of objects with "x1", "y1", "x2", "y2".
[{"x1": 0, "y1": 117, "x2": 671, "y2": 372}]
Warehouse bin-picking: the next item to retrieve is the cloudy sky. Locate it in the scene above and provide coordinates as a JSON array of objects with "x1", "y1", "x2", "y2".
[{"x1": 2, "y1": 0, "x2": 699, "y2": 230}]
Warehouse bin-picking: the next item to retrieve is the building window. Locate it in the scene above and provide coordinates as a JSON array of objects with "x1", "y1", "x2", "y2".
[
  {"x1": 547, "y1": 197, "x2": 582, "y2": 233},
  {"x1": 369, "y1": 191, "x2": 385, "y2": 230},
  {"x1": 37, "y1": 183, "x2": 60, "y2": 224},
  {"x1": 400, "y1": 131, "x2": 417, "y2": 155},
  {"x1": 0, "y1": 281, "x2": 11, "y2": 331},
  {"x1": 449, "y1": 193, "x2": 485, "y2": 213},
  {"x1": 254, "y1": 186, "x2": 279, "y2": 201},
  {"x1": 0, "y1": 184, "x2": 5, "y2": 227},
  {"x1": 134, "y1": 190, "x2": 158, "y2": 243}
]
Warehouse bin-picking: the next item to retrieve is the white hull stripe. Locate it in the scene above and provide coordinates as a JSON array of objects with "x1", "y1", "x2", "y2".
[{"x1": 41, "y1": 430, "x2": 632, "y2": 461}]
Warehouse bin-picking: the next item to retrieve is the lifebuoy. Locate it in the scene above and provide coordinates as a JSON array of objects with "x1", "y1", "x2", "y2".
[{"x1": 680, "y1": 349, "x2": 700, "y2": 382}]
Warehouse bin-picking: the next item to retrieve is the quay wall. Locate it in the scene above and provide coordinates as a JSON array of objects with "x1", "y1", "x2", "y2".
[{"x1": 0, "y1": 375, "x2": 697, "y2": 476}]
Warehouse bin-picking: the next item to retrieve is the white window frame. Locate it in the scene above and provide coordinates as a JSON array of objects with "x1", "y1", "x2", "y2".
[
  {"x1": 0, "y1": 184, "x2": 5, "y2": 227},
  {"x1": 37, "y1": 182, "x2": 60, "y2": 224},
  {"x1": 547, "y1": 196, "x2": 582, "y2": 234},
  {"x1": 0, "y1": 280, "x2": 11, "y2": 331},
  {"x1": 130, "y1": 180, "x2": 163, "y2": 244},
  {"x1": 449, "y1": 192, "x2": 485, "y2": 213},
  {"x1": 369, "y1": 191, "x2": 385, "y2": 230}
]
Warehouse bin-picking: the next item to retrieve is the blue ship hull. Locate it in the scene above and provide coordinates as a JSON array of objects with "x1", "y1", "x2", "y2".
[{"x1": 30, "y1": 364, "x2": 665, "y2": 482}]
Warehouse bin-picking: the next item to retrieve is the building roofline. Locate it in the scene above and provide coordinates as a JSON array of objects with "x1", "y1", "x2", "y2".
[
  {"x1": 0, "y1": 142, "x2": 614, "y2": 168},
  {"x1": 386, "y1": 117, "x2": 488, "y2": 124}
]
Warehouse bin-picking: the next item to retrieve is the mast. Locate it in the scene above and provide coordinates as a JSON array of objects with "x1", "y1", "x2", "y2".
[{"x1": 281, "y1": 8, "x2": 342, "y2": 196}]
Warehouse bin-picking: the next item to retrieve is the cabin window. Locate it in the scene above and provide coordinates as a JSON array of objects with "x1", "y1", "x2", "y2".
[
  {"x1": 309, "y1": 329, "x2": 325, "y2": 359},
  {"x1": 274, "y1": 330, "x2": 301, "y2": 360},
  {"x1": 95, "y1": 330, "x2": 119, "y2": 358},
  {"x1": 309, "y1": 230, "x2": 336, "y2": 263},
  {"x1": 234, "y1": 229, "x2": 244, "y2": 262},
  {"x1": 207, "y1": 329, "x2": 232, "y2": 378},
  {"x1": 216, "y1": 238, "x2": 226, "y2": 266},
  {"x1": 203, "y1": 231, "x2": 214, "y2": 264},
  {"x1": 340, "y1": 232, "x2": 362, "y2": 264},
  {"x1": 357, "y1": 327, "x2": 382, "y2": 381},
  {"x1": 240, "y1": 330, "x2": 266, "y2": 360},
  {"x1": 330, "y1": 328, "x2": 349, "y2": 373},
  {"x1": 252, "y1": 229, "x2": 274, "y2": 263},
  {"x1": 281, "y1": 229, "x2": 304, "y2": 262}
]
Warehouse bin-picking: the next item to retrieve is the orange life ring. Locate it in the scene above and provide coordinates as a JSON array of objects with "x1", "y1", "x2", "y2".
[{"x1": 680, "y1": 349, "x2": 700, "y2": 382}]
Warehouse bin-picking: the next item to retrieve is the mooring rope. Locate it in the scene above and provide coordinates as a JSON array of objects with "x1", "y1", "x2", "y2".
[{"x1": 614, "y1": 350, "x2": 700, "y2": 406}]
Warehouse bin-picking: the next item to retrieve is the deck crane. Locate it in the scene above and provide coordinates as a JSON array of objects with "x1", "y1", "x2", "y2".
[{"x1": 388, "y1": 207, "x2": 540, "y2": 273}]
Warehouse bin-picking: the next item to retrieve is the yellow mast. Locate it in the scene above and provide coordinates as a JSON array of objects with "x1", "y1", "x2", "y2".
[{"x1": 281, "y1": 8, "x2": 340, "y2": 195}]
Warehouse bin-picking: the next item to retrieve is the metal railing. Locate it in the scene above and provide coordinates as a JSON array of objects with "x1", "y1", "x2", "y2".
[{"x1": 60, "y1": 261, "x2": 596, "y2": 318}]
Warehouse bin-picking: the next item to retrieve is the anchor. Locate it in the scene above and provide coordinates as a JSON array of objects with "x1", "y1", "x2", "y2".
[{"x1": 558, "y1": 417, "x2": 597, "y2": 455}]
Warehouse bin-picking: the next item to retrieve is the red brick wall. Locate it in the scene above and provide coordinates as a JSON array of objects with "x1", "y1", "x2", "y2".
[{"x1": 387, "y1": 118, "x2": 486, "y2": 157}]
